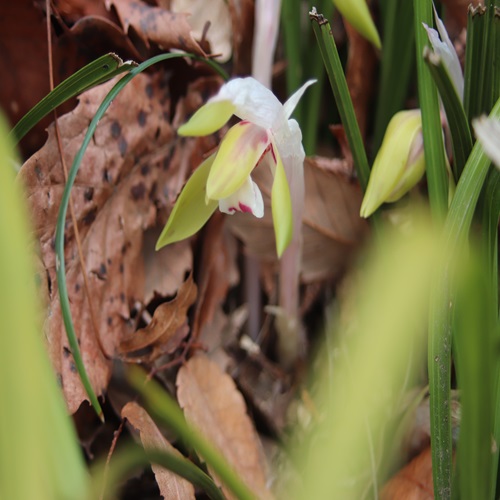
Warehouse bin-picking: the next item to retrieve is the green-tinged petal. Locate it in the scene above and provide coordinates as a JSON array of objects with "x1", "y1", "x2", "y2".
[
  {"x1": 333, "y1": 0, "x2": 381, "y2": 49},
  {"x1": 360, "y1": 110, "x2": 424, "y2": 218},
  {"x1": 156, "y1": 155, "x2": 218, "y2": 249},
  {"x1": 207, "y1": 121, "x2": 270, "y2": 199},
  {"x1": 473, "y1": 116, "x2": 500, "y2": 168},
  {"x1": 271, "y1": 143, "x2": 293, "y2": 257},
  {"x1": 177, "y1": 100, "x2": 236, "y2": 136}
]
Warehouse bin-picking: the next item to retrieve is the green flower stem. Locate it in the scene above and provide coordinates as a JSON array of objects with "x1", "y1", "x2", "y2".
[
  {"x1": 373, "y1": 0, "x2": 415, "y2": 154},
  {"x1": 127, "y1": 366, "x2": 256, "y2": 500},
  {"x1": 10, "y1": 54, "x2": 136, "y2": 145},
  {"x1": 423, "y1": 48, "x2": 473, "y2": 180},
  {"x1": 428, "y1": 97, "x2": 500, "y2": 500},
  {"x1": 54, "y1": 53, "x2": 227, "y2": 418},
  {"x1": 413, "y1": 0, "x2": 449, "y2": 218}
]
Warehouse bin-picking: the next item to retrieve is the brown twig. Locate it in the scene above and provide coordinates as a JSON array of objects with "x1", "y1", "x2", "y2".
[{"x1": 45, "y1": 0, "x2": 108, "y2": 358}]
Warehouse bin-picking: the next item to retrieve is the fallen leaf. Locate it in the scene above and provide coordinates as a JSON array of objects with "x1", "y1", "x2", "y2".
[
  {"x1": 380, "y1": 446, "x2": 434, "y2": 500},
  {"x1": 122, "y1": 401, "x2": 196, "y2": 499},
  {"x1": 176, "y1": 353, "x2": 272, "y2": 499},
  {"x1": 227, "y1": 156, "x2": 368, "y2": 283},
  {"x1": 171, "y1": 0, "x2": 233, "y2": 62},
  {"x1": 19, "y1": 72, "x2": 200, "y2": 413},
  {"x1": 191, "y1": 211, "x2": 239, "y2": 340},
  {"x1": 106, "y1": 0, "x2": 207, "y2": 56},
  {"x1": 119, "y1": 274, "x2": 197, "y2": 361}
]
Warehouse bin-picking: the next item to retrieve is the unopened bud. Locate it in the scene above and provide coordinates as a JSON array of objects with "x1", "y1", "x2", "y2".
[{"x1": 360, "y1": 110, "x2": 425, "y2": 218}]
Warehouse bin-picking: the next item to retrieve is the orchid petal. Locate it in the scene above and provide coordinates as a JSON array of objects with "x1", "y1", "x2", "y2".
[
  {"x1": 282, "y1": 80, "x2": 317, "y2": 120},
  {"x1": 207, "y1": 121, "x2": 271, "y2": 200},
  {"x1": 219, "y1": 175, "x2": 264, "y2": 217},
  {"x1": 473, "y1": 116, "x2": 500, "y2": 168},
  {"x1": 210, "y1": 77, "x2": 282, "y2": 130},
  {"x1": 270, "y1": 141, "x2": 293, "y2": 257},
  {"x1": 423, "y1": 13, "x2": 463, "y2": 100},
  {"x1": 177, "y1": 100, "x2": 236, "y2": 136},
  {"x1": 156, "y1": 155, "x2": 218, "y2": 249},
  {"x1": 333, "y1": 0, "x2": 381, "y2": 49}
]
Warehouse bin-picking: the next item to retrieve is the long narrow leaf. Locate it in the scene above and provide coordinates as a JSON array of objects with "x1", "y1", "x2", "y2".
[
  {"x1": 54, "y1": 53, "x2": 228, "y2": 418},
  {"x1": 127, "y1": 366, "x2": 256, "y2": 500},
  {"x1": 10, "y1": 53, "x2": 136, "y2": 144},
  {"x1": 309, "y1": 8, "x2": 371, "y2": 192},
  {"x1": 428, "y1": 96, "x2": 500, "y2": 500},
  {"x1": 413, "y1": 0, "x2": 449, "y2": 218},
  {"x1": 424, "y1": 47, "x2": 473, "y2": 179}
]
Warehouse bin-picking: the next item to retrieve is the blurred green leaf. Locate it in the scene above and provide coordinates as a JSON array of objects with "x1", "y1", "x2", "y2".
[{"x1": 0, "y1": 113, "x2": 88, "y2": 499}]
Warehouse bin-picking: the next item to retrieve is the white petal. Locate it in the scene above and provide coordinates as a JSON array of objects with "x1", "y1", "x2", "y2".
[
  {"x1": 208, "y1": 77, "x2": 282, "y2": 130},
  {"x1": 218, "y1": 175, "x2": 264, "y2": 218},
  {"x1": 473, "y1": 116, "x2": 500, "y2": 169},
  {"x1": 423, "y1": 15, "x2": 464, "y2": 100},
  {"x1": 282, "y1": 79, "x2": 317, "y2": 120}
]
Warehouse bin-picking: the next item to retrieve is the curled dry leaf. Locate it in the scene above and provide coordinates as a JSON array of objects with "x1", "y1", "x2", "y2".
[
  {"x1": 227, "y1": 156, "x2": 368, "y2": 283},
  {"x1": 19, "y1": 73, "x2": 199, "y2": 413},
  {"x1": 106, "y1": 0, "x2": 207, "y2": 55},
  {"x1": 119, "y1": 274, "x2": 197, "y2": 361},
  {"x1": 176, "y1": 353, "x2": 272, "y2": 499},
  {"x1": 380, "y1": 446, "x2": 434, "y2": 500},
  {"x1": 171, "y1": 0, "x2": 232, "y2": 62},
  {"x1": 122, "y1": 401, "x2": 196, "y2": 499}
]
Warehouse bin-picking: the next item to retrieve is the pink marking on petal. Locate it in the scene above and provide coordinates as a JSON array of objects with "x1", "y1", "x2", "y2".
[
  {"x1": 256, "y1": 143, "x2": 273, "y2": 168},
  {"x1": 238, "y1": 202, "x2": 253, "y2": 213}
]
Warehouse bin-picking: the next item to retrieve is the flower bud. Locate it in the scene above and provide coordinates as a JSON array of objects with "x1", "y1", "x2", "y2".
[
  {"x1": 333, "y1": 0, "x2": 381, "y2": 49},
  {"x1": 360, "y1": 110, "x2": 425, "y2": 218}
]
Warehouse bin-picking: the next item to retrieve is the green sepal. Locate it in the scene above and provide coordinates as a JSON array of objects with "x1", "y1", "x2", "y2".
[
  {"x1": 333, "y1": 0, "x2": 382, "y2": 49},
  {"x1": 156, "y1": 155, "x2": 218, "y2": 249},
  {"x1": 271, "y1": 144, "x2": 293, "y2": 257}
]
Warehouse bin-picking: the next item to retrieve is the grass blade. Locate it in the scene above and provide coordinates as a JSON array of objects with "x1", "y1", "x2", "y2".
[
  {"x1": 127, "y1": 366, "x2": 256, "y2": 500},
  {"x1": 428, "y1": 96, "x2": 500, "y2": 500},
  {"x1": 54, "y1": 53, "x2": 228, "y2": 418},
  {"x1": 10, "y1": 53, "x2": 136, "y2": 144},
  {"x1": 423, "y1": 47, "x2": 473, "y2": 179},
  {"x1": 413, "y1": 0, "x2": 449, "y2": 218}
]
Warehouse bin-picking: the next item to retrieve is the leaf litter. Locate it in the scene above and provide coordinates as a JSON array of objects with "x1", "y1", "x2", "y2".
[{"x1": 7, "y1": 0, "x2": 431, "y2": 497}]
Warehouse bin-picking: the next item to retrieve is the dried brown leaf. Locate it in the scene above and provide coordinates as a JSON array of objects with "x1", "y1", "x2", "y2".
[
  {"x1": 227, "y1": 156, "x2": 368, "y2": 283},
  {"x1": 380, "y1": 446, "x2": 434, "y2": 500},
  {"x1": 176, "y1": 354, "x2": 271, "y2": 499},
  {"x1": 19, "y1": 73, "x2": 197, "y2": 413},
  {"x1": 119, "y1": 274, "x2": 197, "y2": 361},
  {"x1": 191, "y1": 212, "x2": 239, "y2": 340},
  {"x1": 122, "y1": 402, "x2": 196, "y2": 499},
  {"x1": 227, "y1": 0, "x2": 255, "y2": 75},
  {"x1": 106, "y1": 0, "x2": 207, "y2": 55}
]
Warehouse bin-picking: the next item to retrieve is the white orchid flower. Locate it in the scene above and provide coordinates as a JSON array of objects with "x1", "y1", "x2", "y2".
[
  {"x1": 423, "y1": 6, "x2": 464, "y2": 100},
  {"x1": 473, "y1": 116, "x2": 500, "y2": 169},
  {"x1": 156, "y1": 77, "x2": 315, "y2": 257}
]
